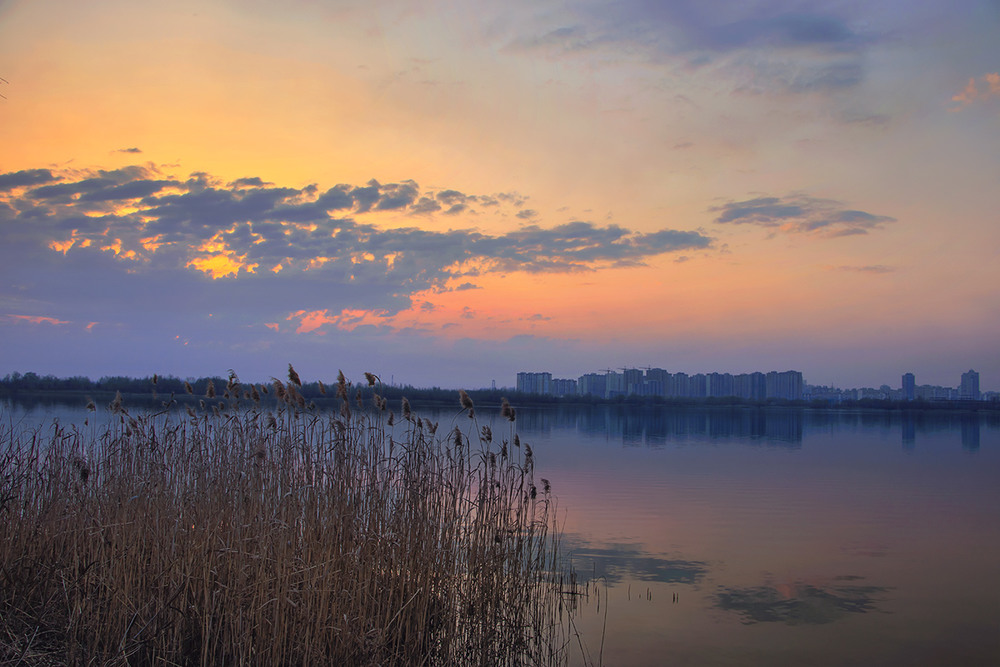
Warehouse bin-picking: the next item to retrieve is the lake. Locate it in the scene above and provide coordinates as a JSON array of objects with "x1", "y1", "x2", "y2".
[{"x1": 5, "y1": 398, "x2": 999, "y2": 666}]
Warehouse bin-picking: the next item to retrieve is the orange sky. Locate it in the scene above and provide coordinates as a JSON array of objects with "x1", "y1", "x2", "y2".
[{"x1": 1, "y1": 0, "x2": 998, "y2": 389}]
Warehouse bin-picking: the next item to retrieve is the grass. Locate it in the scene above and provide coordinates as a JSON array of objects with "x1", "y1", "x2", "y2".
[{"x1": 0, "y1": 367, "x2": 581, "y2": 666}]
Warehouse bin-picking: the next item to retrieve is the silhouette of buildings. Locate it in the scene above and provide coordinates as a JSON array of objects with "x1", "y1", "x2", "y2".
[
  {"x1": 516, "y1": 372, "x2": 551, "y2": 395},
  {"x1": 902, "y1": 373, "x2": 915, "y2": 401},
  {"x1": 960, "y1": 369, "x2": 980, "y2": 401},
  {"x1": 515, "y1": 367, "x2": 989, "y2": 402},
  {"x1": 515, "y1": 367, "x2": 804, "y2": 400}
]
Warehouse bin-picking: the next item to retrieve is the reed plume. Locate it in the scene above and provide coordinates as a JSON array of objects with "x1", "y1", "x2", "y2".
[{"x1": 0, "y1": 373, "x2": 578, "y2": 665}]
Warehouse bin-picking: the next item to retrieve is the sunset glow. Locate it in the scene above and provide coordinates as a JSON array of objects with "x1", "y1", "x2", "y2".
[{"x1": 0, "y1": 0, "x2": 997, "y2": 389}]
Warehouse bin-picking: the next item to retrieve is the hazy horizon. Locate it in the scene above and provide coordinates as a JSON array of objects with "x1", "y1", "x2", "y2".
[{"x1": 1, "y1": 1, "x2": 997, "y2": 392}]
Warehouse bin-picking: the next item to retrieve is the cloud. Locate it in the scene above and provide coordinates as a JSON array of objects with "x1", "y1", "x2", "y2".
[
  {"x1": 563, "y1": 539, "x2": 708, "y2": 586},
  {"x1": 375, "y1": 180, "x2": 419, "y2": 210},
  {"x1": 230, "y1": 176, "x2": 270, "y2": 188},
  {"x1": 0, "y1": 163, "x2": 712, "y2": 336},
  {"x1": 504, "y1": 1, "x2": 876, "y2": 94},
  {"x1": 5, "y1": 314, "x2": 71, "y2": 326},
  {"x1": 0, "y1": 169, "x2": 59, "y2": 190},
  {"x1": 712, "y1": 194, "x2": 895, "y2": 237},
  {"x1": 115, "y1": 147, "x2": 143, "y2": 154},
  {"x1": 476, "y1": 220, "x2": 711, "y2": 272},
  {"x1": 950, "y1": 72, "x2": 1000, "y2": 110},
  {"x1": 714, "y1": 578, "x2": 891, "y2": 625}
]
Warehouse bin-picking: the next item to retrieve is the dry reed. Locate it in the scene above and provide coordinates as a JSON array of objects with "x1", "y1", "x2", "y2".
[{"x1": 0, "y1": 370, "x2": 579, "y2": 666}]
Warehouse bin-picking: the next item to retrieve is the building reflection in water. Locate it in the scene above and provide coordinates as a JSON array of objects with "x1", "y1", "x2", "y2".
[
  {"x1": 902, "y1": 414, "x2": 916, "y2": 451},
  {"x1": 512, "y1": 405, "x2": 996, "y2": 451},
  {"x1": 961, "y1": 414, "x2": 981, "y2": 451},
  {"x1": 515, "y1": 405, "x2": 804, "y2": 447}
]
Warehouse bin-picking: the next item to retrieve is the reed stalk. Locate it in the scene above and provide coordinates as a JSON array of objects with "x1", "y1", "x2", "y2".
[{"x1": 0, "y1": 370, "x2": 578, "y2": 666}]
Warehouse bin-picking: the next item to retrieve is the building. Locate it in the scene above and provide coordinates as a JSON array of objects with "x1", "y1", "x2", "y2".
[
  {"x1": 902, "y1": 373, "x2": 915, "y2": 401},
  {"x1": 551, "y1": 378, "x2": 577, "y2": 397},
  {"x1": 960, "y1": 369, "x2": 980, "y2": 401},
  {"x1": 520, "y1": 366, "x2": 810, "y2": 401},
  {"x1": 668, "y1": 372, "x2": 690, "y2": 398},
  {"x1": 577, "y1": 373, "x2": 607, "y2": 398},
  {"x1": 708, "y1": 372, "x2": 735, "y2": 398},
  {"x1": 516, "y1": 372, "x2": 552, "y2": 395},
  {"x1": 644, "y1": 368, "x2": 670, "y2": 397},
  {"x1": 606, "y1": 371, "x2": 626, "y2": 398},
  {"x1": 689, "y1": 373, "x2": 707, "y2": 398},
  {"x1": 766, "y1": 371, "x2": 804, "y2": 401},
  {"x1": 623, "y1": 368, "x2": 645, "y2": 396}
]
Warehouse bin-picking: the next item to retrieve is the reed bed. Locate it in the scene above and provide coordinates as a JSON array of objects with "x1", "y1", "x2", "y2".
[{"x1": 0, "y1": 368, "x2": 578, "y2": 666}]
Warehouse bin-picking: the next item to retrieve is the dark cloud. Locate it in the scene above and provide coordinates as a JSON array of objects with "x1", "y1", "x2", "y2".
[
  {"x1": 436, "y1": 189, "x2": 469, "y2": 205},
  {"x1": 230, "y1": 176, "x2": 270, "y2": 188},
  {"x1": 80, "y1": 179, "x2": 177, "y2": 202},
  {"x1": 0, "y1": 164, "x2": 711, "y2": 335},
  {"x1": 375, "y1": 180, "x2": 419, "y2": 210},
  {"x1": 714, "y1": 579, "x2": 891, "y2": 625},
  {"x1": 516, "y1": 209, "x2": 536, "y2": 219},
  {"x1": 30, "y1": 178, "x2": 117, "y2": 201},
  {"x1": 565, "y1": 540, "x2": 708, "y2": 586},
  {"x1": 704, "y1": 12, "x2": 863, "y2": 52},
  {"x1": 712, "y1": 194, "x2": 895, "y2": 236},
  {"x1": 411, "y1": 195, "x2": 442, "y2": 215},
  {"x1": 506, "y1": 1, "x2": 876, "y2": 94},
  {"x1": 351, "y1": 180, "x2": 381, "y2": 213},
  {"x1": 0, "y1": 169, "x2": 59, "y2": 190},
  {"x1": 116, "y1": 147, "x2": 142, "y2": 154}
]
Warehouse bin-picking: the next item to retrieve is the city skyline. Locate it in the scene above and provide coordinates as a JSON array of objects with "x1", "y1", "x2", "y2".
[
  {"x1": 1, "y1": 1, "x2": 998, "y2": 390},
  {"x1": 515, "y1": 367, "x2": 991, "y2": 399}
]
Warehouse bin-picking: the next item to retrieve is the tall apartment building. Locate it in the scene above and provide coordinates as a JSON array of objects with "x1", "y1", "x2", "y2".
[
  {"x1": 960, "y1": 369, "x2": 980, "y2": 401},
  {"x1": 708, "y1": 372, "x2": 735, "y2": 398},
  {"x1": 516, "y1": 372, "x2": 552, "y2": 395},
  {"x1": 623, "y1": 368, "x2": 645, "y2": 396},
  {"x1": 578, "y1": 373, "x2": 607, "y2": 398},
  {"x1": 902, "y1": 372, "x2": 916, "y2": 401},
  {"x1": 734, "y1": 372, "x2": 767, "y2": 400},
  {"x1": 606, "y1": 371, "x2": 626, "y2": 398},
  {"x1": 551, "y1": 378, "x2": 578, "y2": 397},
  {"x1": 668, "y1": 372, "x2": 690, "y2": 398},
  {"x1": 525, "y1": 367, "x2": 805, "y2": 400},
  {"x1": 766, "y1": 370, "x2": 804, "y2": 400},
  {"x1": 645, "y1": 368, "x2": 669, "y2": 397}
]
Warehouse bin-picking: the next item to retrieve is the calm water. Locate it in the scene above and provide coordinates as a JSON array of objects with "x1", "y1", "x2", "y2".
[{"x1": 5, "y1": 399, "x2": 999, "y2": 666}]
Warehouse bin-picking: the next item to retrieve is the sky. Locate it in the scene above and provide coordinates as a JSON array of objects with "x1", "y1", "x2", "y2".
[{"x1": 0, "y1": 0, "x2": 998, "y2": 391}]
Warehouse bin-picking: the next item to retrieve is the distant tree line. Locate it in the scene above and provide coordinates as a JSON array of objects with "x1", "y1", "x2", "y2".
[{"x1": 1, "y1": 371, "x2": 996, "y2": 412}]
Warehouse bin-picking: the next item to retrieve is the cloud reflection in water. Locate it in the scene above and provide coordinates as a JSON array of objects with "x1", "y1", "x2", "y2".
[{"x1": 714, "y1": 578, "x2": 892, "y2": 625}]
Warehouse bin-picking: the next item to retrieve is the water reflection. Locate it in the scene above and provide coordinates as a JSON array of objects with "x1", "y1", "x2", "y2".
[
  {"x1": 902, "y1": 414, "x2": 916, "y2": 450},
  {"x1": 961, "y1": 415, "x2": 981, "y2": 450},
  {"x1": 714, "y1": 577, "x2": 892, "y2": 625},
  {"x1": 511, "y1": 404, "x2": 999, "y2": 451},
  {"x1": 565, "y1": 540, "x2": 708, "y2": 586},
  {"x1": 516, "y1": 406, "x2": 805, "y2": 447}
]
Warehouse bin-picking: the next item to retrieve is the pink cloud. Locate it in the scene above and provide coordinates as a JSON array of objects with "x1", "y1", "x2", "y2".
[
  {"x1": 285, "y1": 308, "x2": 389, "y2": 334},
  {"x1": 950, "y1": 73, "x2": 1000, "y2": 110},
  {"x1": 987, "y1": 72, "x2": 1000, "y2": 95},
  {"x1": 287, "y1": 309, "x2": 338, "y2": 334},
  {"x1": 7, "y1": 314, "x2": 70, "y2": 326}
]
